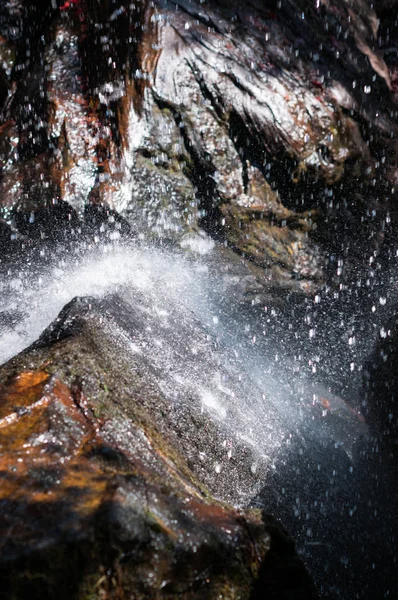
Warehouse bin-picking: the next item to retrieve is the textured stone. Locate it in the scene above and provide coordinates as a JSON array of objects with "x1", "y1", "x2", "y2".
[
  {"x1": 0, "y1": 297, "x2": 318, "y2": 600},
  {"x1": 0, "y1": 0, "x2": 396, "y2": 293}
]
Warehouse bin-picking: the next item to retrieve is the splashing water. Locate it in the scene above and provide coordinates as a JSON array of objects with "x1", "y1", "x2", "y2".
[
  {"x1": 0, "y1": 239, "x2": 366, "y2": 463},
  {"x1": 3, "y1": 238, "x2": 396, "y2": 600}
]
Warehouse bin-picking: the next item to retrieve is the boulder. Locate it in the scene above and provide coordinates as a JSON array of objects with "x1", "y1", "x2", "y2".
[
  {"x1": 0, "y1": 295, "x2": 318, "y2": 600},
  {"x1": 0, "y1": 0, "x2": 396, "y2": 294}
]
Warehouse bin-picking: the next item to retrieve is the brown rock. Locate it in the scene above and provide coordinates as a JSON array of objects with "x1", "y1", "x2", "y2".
[
  {"x1": 0, "y1": 0, "x2": 396, "y2": 293},
  {"x1": 0, "y1": 297, "x2": 319, "y2": 600}
]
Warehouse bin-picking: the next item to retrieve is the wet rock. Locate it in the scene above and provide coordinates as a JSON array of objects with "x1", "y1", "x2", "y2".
[
  {"x1": 0, "y1": 217, "x2": 12, "y2": 246},
  {"x1": 0, "y1": 218, "x2": 21, "y2": 266},
  {"x1": 0, "y1": 0, "x2": 396, "y2": 294},
  {"x1": 83, "y1": 202, "x2": 131, "y2": 240},
  {"x1": 13, "y1": 199, "x2": 80, "y2": 242},
  {"x1": 219, "y1": 165, "x2": 323, "y2": 294},
  {"x1": 0, "y1": 295, "x2": 318, "y2": 600},
  {"x1": 377, "y1": 1, "x2": 398, "y2": 104}
]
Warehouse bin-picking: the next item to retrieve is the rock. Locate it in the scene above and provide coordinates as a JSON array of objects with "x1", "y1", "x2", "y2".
[
  {"x1": 0, "y1": 218, "x2": 12, "y2": 248},
  {"x1": 377, "y1": 1, "x2": 398, "y2": 104},
  {"x1": 0, "y1": 295, "x2": 319, "y2": 600},
  {"x1": 13, "y1": 199, "x2": 80, "y2": 242},
  {"x1": 0, "y1": 0, "x2": 396, "y2": 294}
]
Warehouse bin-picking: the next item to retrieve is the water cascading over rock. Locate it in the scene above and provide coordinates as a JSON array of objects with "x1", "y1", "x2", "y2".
[{"x1": 0, "y1": 1, "x2": 398, "y2": 599}]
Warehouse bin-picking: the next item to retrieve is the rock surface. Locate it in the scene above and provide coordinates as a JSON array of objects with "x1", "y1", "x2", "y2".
[
  {"x1": 0, "y1": 295, "x2": 319, "y2": 600},
  {"x1": 0, "y1": 0, "x2": 397, "y2": 294},
  {"x1": 0, "y1": 1, "x2": 397, "y2": 598}
]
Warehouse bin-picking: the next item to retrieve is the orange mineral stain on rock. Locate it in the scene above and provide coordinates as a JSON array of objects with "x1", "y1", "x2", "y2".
[
  {"x1": 319, "y1": 397, "x2": 331, "y2": 410},
  {"x1": 0, "y1": 370, "x2": 50, "y2": 418},
  {"x1": 0, "y1": 371, "x2": 111, "y2": 526},
  {"x1": 0, "y1": 359, "x2": 315, "y2": 599}
]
